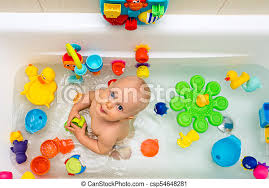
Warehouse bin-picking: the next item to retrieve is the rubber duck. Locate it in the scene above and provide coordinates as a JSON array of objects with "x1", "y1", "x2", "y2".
[
  {"x1": 225, "y1": 70, "x2": 250, "y2": 90},
  {"x1": 177, "y1": 130, "x2": 199, "y2": 148},
  {"x1": 111, "y1": 60, "x2": 125, "y2": 76},
  {"x1": 21, "y1": 171, "x2": 35, "y2": 179},
  {"x1": 65, "y1": 155, "x2": 86, "y2": 176},
  {"x1": 196, "y1": 94, "x2": 209, "y2": 107},
  {"x1": 242, "y1": 76, "x2": 262, "y2": 92},
  {"x1": 21, "y1": 64, "x2": 57, "y2": 108},
  {"x1": 10, "y1": 131, "x2": 23, "y2": 144}
]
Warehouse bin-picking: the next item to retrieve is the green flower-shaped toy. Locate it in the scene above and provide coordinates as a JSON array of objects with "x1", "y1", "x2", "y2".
[{"x1": 170, "y1": 75, "x2": 228, "y2": 133}]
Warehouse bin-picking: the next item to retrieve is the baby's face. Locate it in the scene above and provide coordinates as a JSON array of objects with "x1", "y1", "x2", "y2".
[{"x1": 95, "y1": 77, "x2": 150, "y2": 122}]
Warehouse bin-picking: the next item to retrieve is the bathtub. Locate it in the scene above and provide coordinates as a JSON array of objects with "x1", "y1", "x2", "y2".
[{"x1": 1, "y1": 13, "x2": 269, "y2": 179}]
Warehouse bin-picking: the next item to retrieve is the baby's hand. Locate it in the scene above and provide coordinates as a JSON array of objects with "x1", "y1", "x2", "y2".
[
  {"x1": 66, "y1": 109, "x2": 81, "y2": 128},
  {"x1": 66, "y1": 122, "x2": 87, "y2": 142}
]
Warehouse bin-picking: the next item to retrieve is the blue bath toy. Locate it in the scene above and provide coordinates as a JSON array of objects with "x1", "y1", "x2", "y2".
[
  {"x1": 85, "y1": 55, "x2": 103, "y2": 73},
  {"x1": 242, "y1": 156, "x2": 258, "y2": 170},
  {"x1": 154, "y1": 102, "x2": 168, "y2": 116},
  {"x1": 242, "y1": 76, "x2": 262, "y2": 92},
  {"x1": 259, "y1": 103, "x2": 269, "y2": 128},
  {"x1": 25, "y1": 109, "x2": 47, "y2": 134},
  {"x1": 211, "y1": 135, "x2": 241, "y2": 167},
  {"x1": 71, "y1": 44, "x2": 81, "y2": 52}
]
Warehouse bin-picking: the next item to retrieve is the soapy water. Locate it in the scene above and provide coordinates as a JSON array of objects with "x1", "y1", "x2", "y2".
[{"x1": 11, "y1": 57, "x2": 269, "y2": 178}]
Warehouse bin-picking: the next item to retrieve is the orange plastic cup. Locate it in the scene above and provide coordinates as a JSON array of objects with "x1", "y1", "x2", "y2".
[
  {"x1": 31, "y1": 156, "x2": 50, "y2": 175},
  {"x1": 56, "y1": 138, "x2": 74, "y2": 154},
  {"x1": 141, "y1": 139, "x2": 159, "y2": 157},
  {"x1": 40, "y1": 139, "x2": 59, "y2": 159}
]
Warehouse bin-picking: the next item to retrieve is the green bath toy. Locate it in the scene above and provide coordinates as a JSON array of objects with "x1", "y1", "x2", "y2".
[
  {"x1": 64, "y1": 116, "x2": 85, "y2": 132},
  {"x1": 170, "y1": 75, "x2": 228, "y2": 133}
]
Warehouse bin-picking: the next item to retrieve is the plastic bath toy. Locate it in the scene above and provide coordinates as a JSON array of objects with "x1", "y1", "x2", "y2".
[
  {"x1": 196, "y1": 94, "x2": 209, "y2": 108},
  {"x1": 217, "y1": 116, "x2": 234, "y2": 133},
  {"x1": 25, "y1": 109, "x2": 47, "y2": 134},
  {"x1": 111, "y1": 60, "x2": 126, "y2": 76},
  {"x1": 108, "y1": 79, "x2": 117, "y2": 87},
  {"x1": 135, "y1": 44, "x2": 150, "y2": 78},
  {"x1": 177, "y1": 130, "x2": 199, "y2": 148},
  {"x1": 211, "y1": 135, "x2": 241, "y2": 167},
  {"x1": 21, "y1": 64, "x2": 57, "y2": 108},
  {"x1": 86, "y1": 55, "x2": 103, "y2": 75},
  {"x1": 10, "y1": 131, "x2": 23, "y2": 143},
  {"x1": 259, "y1": 103, "x2": 269, "y2": 128},
  {"x1": 0, "y1": 171, "x2": 13, "y2": 179},
  {"x1": 265, "y1": 127, "x2": 269, "y2": 143},
  {"x1": 11, "y1": 140, "x2": 28, "y2": 164},
  {"x1": 65, "y1": 116, "x2": 85, "y2": 133},
  {"x1": 40, "y1": 137, "x2": 74, "y2": 158},
  {"x1": 242, "y1": 156, "x2": 258, "y2": 170},
  {"x1": 21, "y1": 171, "x2": 35, "y2": 179},
  {"x1": 154, "y1": 102, "x2": 168, "y2": 116},
  {"x1": 242, "y1": 76, "x2": 262, "y2": 92},
  {"x1": 170, "y1": 75, "x2": 229, "y2": 133},
  {"x1": 65, "y1": 155, "x2": 86, "y2": 176},
  {"x1": 138, "y1": 9, "x2": 161, "y2": 24},
  {"x1": 31, "y1": 156, "x2": 50, "y2": 175},
  {"x1": 63, "y1": 43, "x2": 85, "y2": 84},
  {"x1": 100, "y1": 0, "x2": 169, "y2": 31},
  {"x1": 225, "y1": 70, "x2": 250, "y2": 90},
  {"x1": 253, "y1": 163, "x2": 269, "y2": 179},
  {"x1": 141, "y1": 139, "x2": 159, "y2": 157}
]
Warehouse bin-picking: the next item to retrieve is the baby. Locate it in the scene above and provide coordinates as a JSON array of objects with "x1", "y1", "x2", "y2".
[{"x1": 65, "y1": 76, "x2": 150, "y2": 160}]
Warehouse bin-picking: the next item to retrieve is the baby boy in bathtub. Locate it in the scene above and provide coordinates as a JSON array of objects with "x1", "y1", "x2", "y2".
[{"x1": 65, "y1": 76, "x2": 151, "y2": 160}]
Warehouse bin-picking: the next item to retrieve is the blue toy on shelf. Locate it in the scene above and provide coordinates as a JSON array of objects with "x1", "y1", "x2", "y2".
[
  {"x1": 154, "y1": 102, "x2": 168, "y2": 116},
  {"x1": 25, "y1": 109, "x2": 47, "y2": 134},
  {"x1": 259, "y1": 103, "x2": 269, "y2": 128},
  {"x1": 211, "y1": 135, "x2": 241, "y2": 167},
  {"x1": 100, "y1": 0, "x2": 169, "y2": 30}
]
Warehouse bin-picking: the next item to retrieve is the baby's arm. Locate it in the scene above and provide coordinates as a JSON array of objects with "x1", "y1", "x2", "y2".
[
  {"x1": 66, "y1": 91, "x2": 95, "y2": 127},
  {"x1": 67, "y1": 123, "x2": 117, "y2": 155}
]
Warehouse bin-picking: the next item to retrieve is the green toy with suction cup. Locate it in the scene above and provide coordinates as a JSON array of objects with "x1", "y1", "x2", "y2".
[
  {"x1": 64, "y1": 116, "x2": 86, "y2": 133},
  {"x1": 170, "y1": 75, "x2": 229, "y2": 133}
]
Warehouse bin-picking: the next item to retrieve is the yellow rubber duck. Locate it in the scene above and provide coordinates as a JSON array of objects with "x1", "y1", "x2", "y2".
[
  {"x1": 177, "y1": 130, "x2": 200, "y2": 148},
  {"x1": 196, "y1": 94, "x2": 209, "y2": 107},
  {"x1": 21, "y1": 64, "x2": 57, "y2": 108},
  {"x1": 21, "y1": 171, "x2": 35, "y2": 179},
  {"x1": 225, "y1": 70, "x2": 250, "y2": 90},
  {"x1": 10, "y1": 131, "x2": 23, "y2": 144}
]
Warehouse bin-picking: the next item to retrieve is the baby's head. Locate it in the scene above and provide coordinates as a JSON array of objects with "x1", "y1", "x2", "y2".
[{"x1": 96, "y1": 76, "x2": 151, "y2": 122}]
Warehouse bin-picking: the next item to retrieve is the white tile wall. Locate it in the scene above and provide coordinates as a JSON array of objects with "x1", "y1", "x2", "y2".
[{"x1": 0, "y1": 0, "x2": 268, "y2": 14}]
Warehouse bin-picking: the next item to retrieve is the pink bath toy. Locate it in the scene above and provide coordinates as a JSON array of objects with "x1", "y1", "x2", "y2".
[
  {"x1": 0, "y1": 171, "x2": 13, "y2": 179},
  {"x1": 253, "y1": 163, "x2": 269, "y2": 179}
]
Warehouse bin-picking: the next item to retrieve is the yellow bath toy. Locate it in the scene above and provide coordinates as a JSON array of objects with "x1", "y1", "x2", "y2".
[
  {"x1": 21, "y1": 171, "x2": 35, "y2": 179},
  {"x1": 138, "y1": 9, "x2": 161, "y2": 24},
  {"x1": 137, "y1": 66, "x2": 149, "y2": 78},
  {"x1": 196, "y1": 94, "x2": 209, "y2": 107},
  {"x1": 225, "y1": 70, "x2": 250, "y2": 90},
  {"x1": 104, "y1": 3, "x2": 121, "y2": 18},
  {"x1": 10, "y1": 131, "x2": 23, "y2": 143},
  {"x1": 177, "y1": 129, "x2": 200, "y2": 148},
  {"x1": 21, "y1": 64, "x2": 57, "y2": 108}
]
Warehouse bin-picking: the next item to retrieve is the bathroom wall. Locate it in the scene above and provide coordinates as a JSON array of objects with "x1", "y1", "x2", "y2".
[{"x1": 0, "y1": 0, "x2": 269, "y2": 14}]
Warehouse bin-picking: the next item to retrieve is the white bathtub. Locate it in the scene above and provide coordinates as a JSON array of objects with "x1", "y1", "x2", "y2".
[{"x1": 1, "y1": 13, "x2": 269, "y2": 179}]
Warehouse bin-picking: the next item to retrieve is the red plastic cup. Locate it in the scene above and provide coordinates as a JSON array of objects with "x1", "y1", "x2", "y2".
[{"x1": 31, "y1": 156, "x2": 50, "y2": 175}]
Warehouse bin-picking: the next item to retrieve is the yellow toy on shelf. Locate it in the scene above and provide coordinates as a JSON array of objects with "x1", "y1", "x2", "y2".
[
  {"x1": 21, "y1": 64, "x2": 57, "y2": 108},
  {"x1": 10, "y1": 131, "x2": 23, "y2": 144},
  {"x1": 177, "y1": 129, "x2": 200, "y2": 148},
  {"x1": 104, "y1": 3, "x2": 121, "y2": 18},
  {"x1": 265, "y1": 127, "x2": 269, "y2": 143},
  {"x1": 225, "y1": 70, "x2": 250, "y2": 90},
  {"x1": 21, "y1": 171, "x2": 35, "y2": 179},
  {"x1": 196, "y1": 94, "x2": 209, "y2": 108}
]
